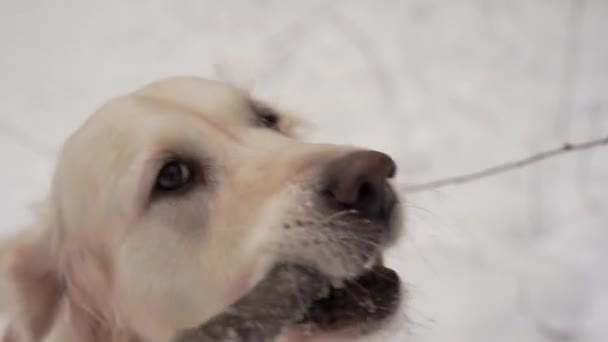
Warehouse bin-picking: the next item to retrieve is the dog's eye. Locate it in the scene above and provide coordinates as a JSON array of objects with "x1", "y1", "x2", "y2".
[
  {"x1": 155, "y1": 161, "x2": 192, "y2": 192},
  {"x1": 250, "y1": 100, "x2": 281, "y2": 130},
  {"x1": 258, "y1": 112, "x2": 279, "y2": 129}
]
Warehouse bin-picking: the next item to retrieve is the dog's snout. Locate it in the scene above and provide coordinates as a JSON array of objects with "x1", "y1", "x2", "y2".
[{"x1": 322, "y1": 150, "x2": 397, "y2": 219}]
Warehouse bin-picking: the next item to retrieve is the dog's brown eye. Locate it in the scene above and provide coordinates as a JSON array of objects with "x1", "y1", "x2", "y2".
[
  {"x1": 156, "y1": 161, "x2": 192, "y2": 191},
  {"x1": 259, "y1": 113, "x2": 279, "y2": 129},
  {"x1": 251, "y1": 100, "x2": 280, "y2": 130}
]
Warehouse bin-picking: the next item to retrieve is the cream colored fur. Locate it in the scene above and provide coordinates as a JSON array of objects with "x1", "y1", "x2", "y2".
[{"x1": 0, "y1": 77, "x2": 391, "y2": 342}]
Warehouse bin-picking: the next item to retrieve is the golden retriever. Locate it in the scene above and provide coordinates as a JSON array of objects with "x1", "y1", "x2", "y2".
[{"x1": 0, "y1": 77, "x2": 404, "y2": 342}]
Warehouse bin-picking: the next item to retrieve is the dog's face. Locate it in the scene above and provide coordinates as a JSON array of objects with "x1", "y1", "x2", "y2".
[{"x1": 47, "y1": 77, "x2": 403, "y2": 341}]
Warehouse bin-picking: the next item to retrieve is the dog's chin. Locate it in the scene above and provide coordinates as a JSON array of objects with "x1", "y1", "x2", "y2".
[
  {"x1": 287, "y1": 196, "x2": 403, "y2": 338},
  {"x1": 291, "y1": 259, "x2": 401, "y2": 338}
]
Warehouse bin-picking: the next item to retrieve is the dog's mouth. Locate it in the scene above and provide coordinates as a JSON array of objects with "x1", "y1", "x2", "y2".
[
  {"x1": 291, "y1": 186, "x2": 403, "y2": 333},
  {"x1": 296, "y1": 259, "x2": 401, "y2": 332}
]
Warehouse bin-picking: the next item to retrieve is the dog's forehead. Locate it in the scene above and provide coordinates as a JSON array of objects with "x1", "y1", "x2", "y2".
[
  {"x1": 134, "y1": 76, "x2": 252, "y2": 123},
  {"x1": 57, "y1": 77, "x2": 252, "y2": 182},
  {"x1": 67, "y1": 77, "x2": 258, "y2": 156}
]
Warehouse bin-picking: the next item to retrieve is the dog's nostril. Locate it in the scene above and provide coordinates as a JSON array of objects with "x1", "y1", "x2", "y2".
[
  {"x1": 386, "y1": 163, "x2": 396, "y2": 179},
  {"x1": 322, "y1": 150, "x2": 396, "y2": 219},
  {"x1": 357, "y1": 182, "x2": 374, "y2": 205}
]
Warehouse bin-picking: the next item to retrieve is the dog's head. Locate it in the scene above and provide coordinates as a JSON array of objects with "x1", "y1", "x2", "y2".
[{"x1": 5, "y1": 77, "x2": 404, "y2": 341}]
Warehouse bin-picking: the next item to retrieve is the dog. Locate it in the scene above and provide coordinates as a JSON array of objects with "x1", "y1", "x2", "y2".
[{"x1": 0, "y1": 77, "x2": 404, "y2": 342}]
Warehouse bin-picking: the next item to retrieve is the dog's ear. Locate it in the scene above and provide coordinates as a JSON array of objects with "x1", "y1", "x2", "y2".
[
  {"x1": 2, "y1": 206, "x2": 116, "y2": 342},
  {"x1": 2, "y1": 226, "x2": 63, "y2": 342}
]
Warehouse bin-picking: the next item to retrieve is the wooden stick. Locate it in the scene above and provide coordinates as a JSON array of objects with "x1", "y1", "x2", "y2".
[{"x1": 174, "y1": 264, "x2": 328, "y2": 342}]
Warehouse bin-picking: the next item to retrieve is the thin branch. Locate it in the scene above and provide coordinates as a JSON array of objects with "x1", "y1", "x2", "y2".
[{"x1": 403, "y1": 135, "x2": 608, "y2": 193}]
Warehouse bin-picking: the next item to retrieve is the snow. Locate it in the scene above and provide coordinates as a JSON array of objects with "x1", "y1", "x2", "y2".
[{"x1": 1, "y1": 0, "x2": 607, "y2": 341}]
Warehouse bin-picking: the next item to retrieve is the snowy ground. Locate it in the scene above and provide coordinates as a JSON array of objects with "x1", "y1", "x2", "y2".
[{"x1": 1, "y1": 1, "x2": 607, "y2": 341}]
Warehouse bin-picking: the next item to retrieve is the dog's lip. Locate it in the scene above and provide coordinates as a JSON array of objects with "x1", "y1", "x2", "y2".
[{"x1": 296, "y1": 257, "x2": 401, "y2": 331}]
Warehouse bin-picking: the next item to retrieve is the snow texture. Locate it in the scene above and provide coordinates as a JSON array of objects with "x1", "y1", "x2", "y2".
[{"x1": 0, "y1": 1, "x2": 607, "y2": 341}]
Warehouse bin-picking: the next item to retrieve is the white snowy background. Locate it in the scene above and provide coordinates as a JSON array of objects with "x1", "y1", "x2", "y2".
[{"x1": 1, "y1": 1, "x2": 607, "y2": 341}]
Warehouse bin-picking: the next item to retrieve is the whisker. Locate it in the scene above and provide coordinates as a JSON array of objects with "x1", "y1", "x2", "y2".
[
  {"x1": 288, "y1": 265, "x2": 310, "y2": 321},
  {"x1": 319, "y1": 209, "x2": 358, "y2": 225},
  {"x1": 341, "y1": 277, "x2": 397, "y2": 313},
  {"x1": 335, "y1": 234, "x2": 384, "y2": 249},
  {"x1": 328, "y1": 241, "x2": 399, "y2": 285}
]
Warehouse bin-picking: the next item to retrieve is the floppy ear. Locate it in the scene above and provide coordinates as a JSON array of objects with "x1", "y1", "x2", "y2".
[
  {"x1": 1, "y1": 196, "x2": 119, "y2": 342},
  {"x1": 2, "y1": 226, "x2": 63, "y2": 342}
]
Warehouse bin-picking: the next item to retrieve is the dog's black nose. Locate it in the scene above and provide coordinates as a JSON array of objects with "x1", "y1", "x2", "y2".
[{"x1": 322, "y1": 150, "x2": 397, "y2": 220}]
